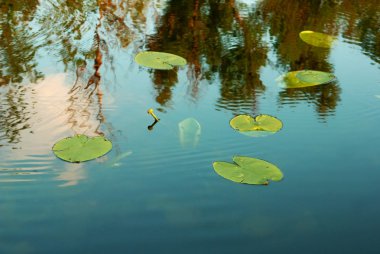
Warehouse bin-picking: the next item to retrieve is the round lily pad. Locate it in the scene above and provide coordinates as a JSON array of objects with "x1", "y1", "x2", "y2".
[
  {"x1": 52, "y1": 134, "x2": 112, "y2": 163},
  {"x1": 135, "y1": 51, "x2": 187, "y2": 70},
  {"x1": 213, "y1": 156, "x2": 283, "y2": 185},
  {"x1": 299, "y1": 30, "x2": 335, "y2": 48},
  {"x1": 296, "y1": 70, "x2": 335, "y2": 84},
  {"x1": 278, "y1": 70, "x2": 336, "y2": 88},
  {"x1": 230, "y1": 114, "x2": 282, "y2": 137}
]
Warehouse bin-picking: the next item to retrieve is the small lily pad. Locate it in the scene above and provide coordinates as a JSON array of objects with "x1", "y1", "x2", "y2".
[
  {"x1": 178, "y1": 118, "x2": 201, "y2": 148},
  {"x1": 213, "y1": 156, "x2": 283, "y2": 185},
  {"x1": 278, "y1": 70, "x2": 336, "y2": 88},
  {"x1": 299, "y1": 30, "x2": 336, "y2": 48},
  {"x1": 135, "y1": 51, "x2": 187, "y2": 70},
  {"x1": 52, "y1": 134, "x2": 112, "y2": 163},
  {"x1": 230, "y1": 114, "x2": 282, "y2": 136}
]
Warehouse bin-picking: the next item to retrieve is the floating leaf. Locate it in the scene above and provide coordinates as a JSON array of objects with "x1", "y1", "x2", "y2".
[
  {"x1": 299, "y1": 30, "x2": 335, "y2": 48},
  {"x1": 296, "y1": 70, "x2": 335, "y2": 84},
  {"x1": 213, "y1": 156, "x2": 283, "y2": 185},
  {"x1": 135, "y1": 51, "x2": 187, "y2": 70},
  {"x1": 52, "y1": 134, "x2": 112, "y2": 163},
  {"x1": 278, "y1": 70, "x2": 336, "y2": 88},
  {"x1": 179, "y1": 118, "x2": 201, "y2": 148},
  {"x1": 230, "y1": 114, "x2": 282, "y2": 137}
]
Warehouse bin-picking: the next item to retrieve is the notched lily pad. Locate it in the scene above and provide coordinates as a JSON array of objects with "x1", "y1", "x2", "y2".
[
  {"x1": 230, "y1": 114, "x2": 282, "y2": 137},
  {"x1": 299, "y1": 30, "x2": 336, "y2": 48},
  {"x1": 52, "y1": 134, "x2": 112, "y2": 163},
  {"x1": 213, "y1": 156, "x2": 283, "y2": 185},
  {"x1": 135, "y1": 51, "x2": 187, "y2": 70},
  {"x1": 278, "y1": 70, "x2": 336, "y2": 88}
]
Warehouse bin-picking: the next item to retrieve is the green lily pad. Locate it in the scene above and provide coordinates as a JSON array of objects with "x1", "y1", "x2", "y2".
[
  {"x1": 213, "y1": 156, "x2": 283, "y2": 185},
  {"x1": 230, "y1": 114, "x2": 282, "y2": 136},
  {"x1": 52, "y1": 134, "x2": 112, "y2": 163},
  {"x1": 299, "y1": 30, "x2": 335, "y2": 48},
  {"x1": 278, "y1": 70, "x2": 336, "y2": 88},
  {"x1": 135, "y1": 51, "x2": 187, "y2": 70},
  {"x1": 178, "y1": 118, "x2": 201, "y2": 148}
]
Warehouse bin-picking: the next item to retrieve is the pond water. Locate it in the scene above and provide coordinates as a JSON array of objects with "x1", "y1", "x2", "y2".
[{"x1": 1, "y1": 0, "x2": 380, "y2": 253}]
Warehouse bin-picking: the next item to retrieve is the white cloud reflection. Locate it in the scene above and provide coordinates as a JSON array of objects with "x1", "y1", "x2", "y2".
[{"x1": 0, "y1": 73, "x2": 106, "y2": 187}]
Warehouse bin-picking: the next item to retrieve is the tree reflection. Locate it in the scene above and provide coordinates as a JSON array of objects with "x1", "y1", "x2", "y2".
[
  {"x1": 215, "y1": 1, "x2": 267, "y2": 114},
  {"x1": 147, "y1": 0, "x2": 267, "y2": 112},
  {"x1": 0, "y1": 85, "x2": 32, "y2": 145},
  {"x1": 121, "y1": 0, "x2": 378, "y2": 117},
  {"x1": 259, "y1": 0, "x2": 341, "y2": 118},
  {"x1": 339, "y1": 0, "x2": 380, "y2": 64},
  {"x1": 0, "y1": 0, "x2": 379, "y2": 137},
  {"x1": 0, "y1": 0, "x2": 151, "y2": 150},
  {"x1": 66, "y1": 21, "x2": 105, "y2": 136},
  {"x1": 0, "y1": 0, "x2": 42, "y2": 85},
  {"x1": 146, "y1": 0, "x2": 202, "y2": 106},
  {"x1": 0, "y1": 1, "x2": 41, "y2": 145}
]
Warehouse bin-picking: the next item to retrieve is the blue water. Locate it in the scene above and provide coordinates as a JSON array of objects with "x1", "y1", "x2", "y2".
[{"x1": 1, "y1": 0, "x2": 380, "y2": 253}]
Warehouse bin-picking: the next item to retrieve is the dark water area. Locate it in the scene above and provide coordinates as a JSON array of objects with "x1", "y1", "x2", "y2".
[{"x1": 0, "y1": 0, "x2": 380, "y2": 253}]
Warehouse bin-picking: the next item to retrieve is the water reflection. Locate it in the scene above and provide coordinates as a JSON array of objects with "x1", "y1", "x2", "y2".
[
  {"x1": 146, "y1": 0, "x2": 267, "y2": 112},
  {"x1": 278, "y1": 83, "x2": 340, "y2": 119},
  {"x1": 144, "y1": 0, "x2": 342, "y2": 115},
  {"x1": 259, "y1": 0, "x2": 342, "y2": 118},
  {"x1": 0, "y1": 0, "x2": 43, "y2": 85},
  {"x1": 0, "y1": 85, "x2": 33, "y2": 145},
  {"x1": 0, "y1": 2, "x2": 379, "y2": 252},
  {"x1": 0, "y1": 72, "x2": 108, "y2": 185},
  {"x1": 1, "y1": 0, "x2": 379, "y2": 118},
  {"x1": 339, "y1": 0, "x2": 380, "y2": 65},
  {"x1": 0, "y1": 0, "x2": 379, "y2": 147},
  {"x1": 56, "y1": 163, "x2": 86, "y2": 187},
  {"x1": 259, "y1": 0, "x2": 380, "y2": 64}
]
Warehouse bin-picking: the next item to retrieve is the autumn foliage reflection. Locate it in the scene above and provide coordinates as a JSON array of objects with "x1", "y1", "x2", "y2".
[
  {"x1": 1, "y1": 0, "x2": 379, "y2": 130},
  {"x1": 146, "y1": 0, "x2": 267, "y2": 112},
  {"x1": 259, "y1": 0, "x2": 341, "y2": 118}
]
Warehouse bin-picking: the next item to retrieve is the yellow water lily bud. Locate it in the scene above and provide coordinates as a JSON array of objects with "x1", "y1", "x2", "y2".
[{"x1": 147, "y1": 108, "x2": 160, "y2": 121}]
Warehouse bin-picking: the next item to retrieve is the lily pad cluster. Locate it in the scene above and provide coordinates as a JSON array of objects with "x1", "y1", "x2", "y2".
[
  {"x1": 276, "y1": 31, "x2": 337, "y2": 89},
  {"x1": 214, "y1": 30, "x2": 338, "y2": 185},
  {"x1": 52, "y1": 134, "x2": 112, "y2": 163},
  {"x1": 212, "y1": 114, "x2": 283, "y2": 185},
  {"x1": 51, "y1": 30, "x2": 337, "y2": 184}
]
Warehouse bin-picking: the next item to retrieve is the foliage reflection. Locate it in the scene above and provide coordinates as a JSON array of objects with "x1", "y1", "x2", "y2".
[{"x1": 0, "y1": 0, "x2": 379, "y2": 145}]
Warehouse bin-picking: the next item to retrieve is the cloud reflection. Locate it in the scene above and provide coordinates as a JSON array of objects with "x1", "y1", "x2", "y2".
[{"x1": 0, "y1": 72, "x2": 107, "y2": 186}]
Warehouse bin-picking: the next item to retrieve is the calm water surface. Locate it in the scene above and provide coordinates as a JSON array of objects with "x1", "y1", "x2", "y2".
[{"x1": 1, "y1": 0, "x2": 380, "y2": 253}]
